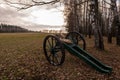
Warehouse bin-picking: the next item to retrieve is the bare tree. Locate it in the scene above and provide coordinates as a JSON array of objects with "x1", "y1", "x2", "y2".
[
  {"x1": 90, "y1": 0, "x2": 104, "y2": 50},
  {"x1": 107, "y1": 0, "x2": 115, "y2": 43}
]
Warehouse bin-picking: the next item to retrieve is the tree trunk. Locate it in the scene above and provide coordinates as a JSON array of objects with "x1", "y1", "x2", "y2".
[
  {"x1": 116, "y1": 27, "x2": 120, "y2": 46},
  {"x1": 108, "y1": 27, "x2": 112, "y2": 43},
  {"x1": 108, "y1": 0, "x2": 117, "y2": 43},
  {"x1": 107, "y1": 11, "x2": 113, "y2": 43},
  {"x1": 92, "y1": 23, "x2": 104, "y2": 50},
  {"x1": 116, "y1": 19, "x2": 120, "y2": 45},
  {"x1": 88, "y1": 24, "x2": 92, "y2": 38},
  {"x1": 90, "y1": 0, "x2": 104, "y2": 50}
]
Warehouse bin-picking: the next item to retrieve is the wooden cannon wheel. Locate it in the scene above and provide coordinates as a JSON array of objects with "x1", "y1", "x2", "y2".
[
  {"x1": 65, "y1": 32, "x2": 86, "y2": 50},
  {"x1": 43, "y1": 35, "x2": 65, "y2": 66}
]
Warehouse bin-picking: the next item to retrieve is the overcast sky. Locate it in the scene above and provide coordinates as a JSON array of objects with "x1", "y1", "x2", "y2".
[{"x1": 0, "y1": 0, "x2": 64, "y2": 31}]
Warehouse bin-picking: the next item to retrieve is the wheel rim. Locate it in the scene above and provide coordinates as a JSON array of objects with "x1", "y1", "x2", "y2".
[
  {"x1": 66, "y1": 32, "x2": 86, "y2": 50},
  {"x1": 43, "y1": 35, "x2": 65, "y2": 66}
]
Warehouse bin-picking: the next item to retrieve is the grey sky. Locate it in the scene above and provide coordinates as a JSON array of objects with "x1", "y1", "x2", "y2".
[
  {"x1": 0, "y1": 5, "x2": 27, "y2": 24},
  {"x1": 0, "y1": 0, "x2": 64, "y2": 31},
  {"x1": 0, "y1": 2, "x2": 35, "y2": 30}
]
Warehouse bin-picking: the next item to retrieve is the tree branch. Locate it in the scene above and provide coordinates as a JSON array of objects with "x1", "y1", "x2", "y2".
[
  {"x1": 4, "y1": 0, "x2": 61, "y2": 10},
  {"x1": 103, "y1": 0, "x2": 114, "y2": 6},
  {"x1": 76, "y1": 0, "x2": 89, "y2": 5},
  {"x1": 4, "y1": 0, "x2": 32, "y2": 6},
  {"x1": 32, "y1": 0, "x2": 60, "y2": 4}
]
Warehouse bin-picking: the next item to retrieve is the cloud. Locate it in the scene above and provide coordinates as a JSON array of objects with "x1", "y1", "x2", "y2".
[{"x1": 0, "y1": 4, "x2": 28, "y2": 25}]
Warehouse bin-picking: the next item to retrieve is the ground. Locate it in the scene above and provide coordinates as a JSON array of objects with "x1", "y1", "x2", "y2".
[{"x1": 0, "y1": 33, "x2": 120, "y2": 80}]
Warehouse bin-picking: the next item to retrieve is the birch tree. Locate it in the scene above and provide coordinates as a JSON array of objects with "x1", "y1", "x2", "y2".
[
  {"x1": 107, "y1": 0, "x2": 116, "y2": 43},
  {"x1": 90, "y1": 0, "x2": 104, "y2": 50}
]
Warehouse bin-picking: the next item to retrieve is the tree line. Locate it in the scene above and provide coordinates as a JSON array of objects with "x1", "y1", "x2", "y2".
[{"x1": 0, "y1": 23, "x2": 29, "y2": 33}]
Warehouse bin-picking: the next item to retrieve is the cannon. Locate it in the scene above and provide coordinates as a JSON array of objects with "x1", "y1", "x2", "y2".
[{"x1": 43, "y1": 32, "x2": 112, "y2": 73}]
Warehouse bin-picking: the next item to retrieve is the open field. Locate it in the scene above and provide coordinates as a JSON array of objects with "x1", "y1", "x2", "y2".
[{"x1": 0, "y1": 33, "x2": 120, "y2": 80}]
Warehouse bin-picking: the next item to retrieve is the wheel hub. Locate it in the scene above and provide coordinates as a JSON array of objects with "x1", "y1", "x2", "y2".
[{"x1": 50, "y1": 48, "x2": 56, "y2": 54}]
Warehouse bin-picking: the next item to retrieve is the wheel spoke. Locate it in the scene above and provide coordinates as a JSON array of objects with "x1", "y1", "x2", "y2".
[
  {"x1": 46, "y1": 40, "x2": 51, "y2": 49},
  {"x1": 51, "y1": 37, "x2": 54, "y2": 48},
  {"x1": 71, "y1": 34, "x2": 74, "y2": 42},
  {"x1": 56, "y1": 52, "x2": 62, "y2": 60},
  {"x1": 54, "y1": 54, "x2": 60, "y2": 64},
  {"x1": 54, "y1": 47, "x2": 61, "y2": 52},
  {"x1": 45, "y1": 46, "x2": 50, "y2": 52},
  {"x1": 48, "y1": 39, "x2": 52, "y2": 48},
  {"x1": 52, "y1": 54, "x2": 55, "y2": 63},
  {"x1": 75, "y1": 35, "x2": 78, "y2": 44},
  {"x1": 48, "y1": 53, "x2": 52, "y2": 59},
  {"x1": 51, "y1": 37, "x2": 57, "y2": 48}
]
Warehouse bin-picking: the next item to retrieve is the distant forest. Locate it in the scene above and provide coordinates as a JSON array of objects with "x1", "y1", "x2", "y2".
[{"x1": 0, "y1": 23, "x2": 29, "y2": 33}]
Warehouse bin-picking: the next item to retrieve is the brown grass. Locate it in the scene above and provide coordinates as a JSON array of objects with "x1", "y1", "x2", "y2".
[{"x1": 0, "y1": 33, "x2": 120, "y2": 80}]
